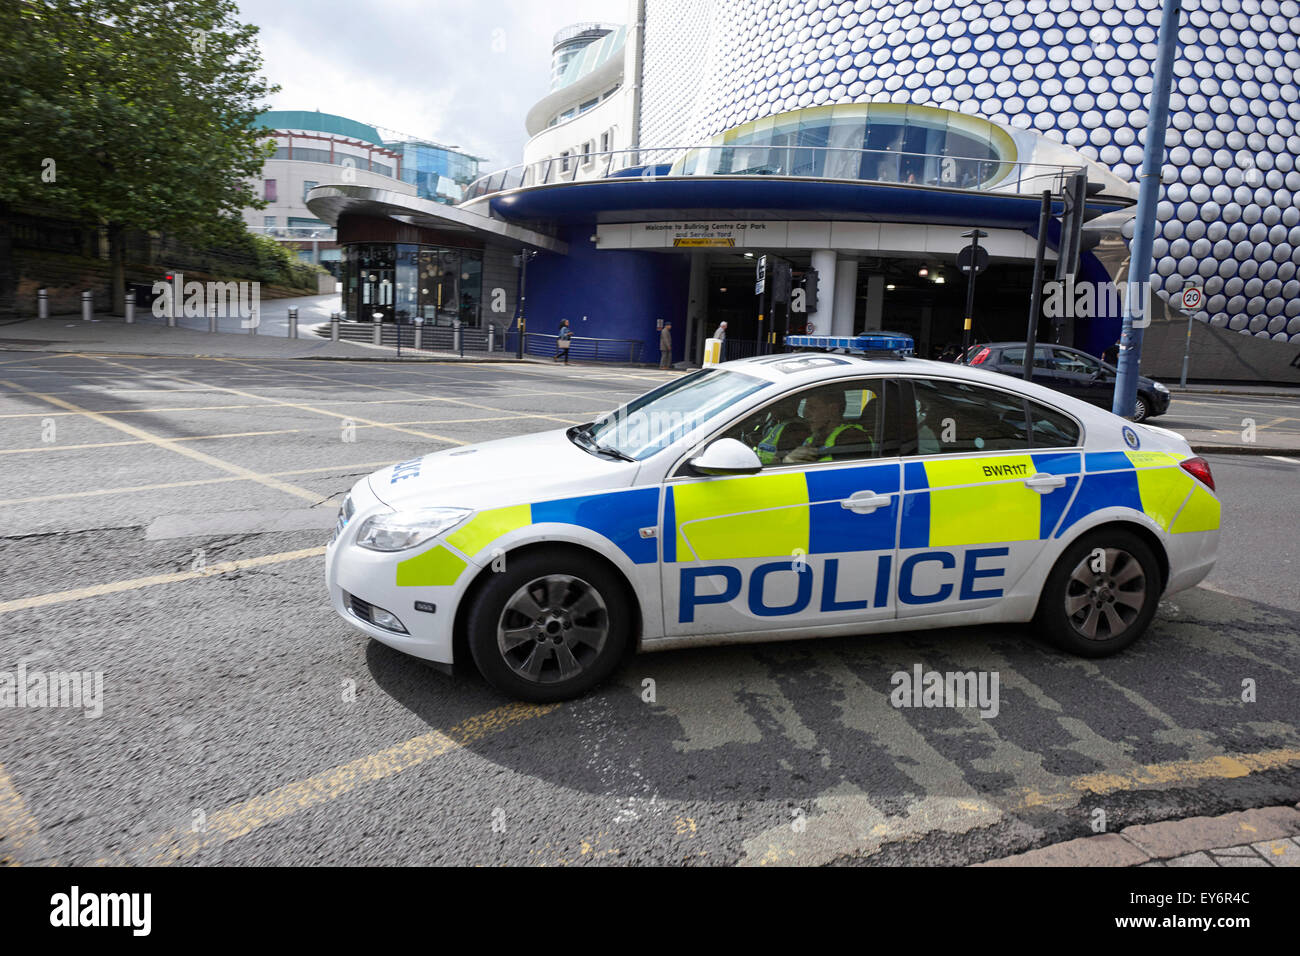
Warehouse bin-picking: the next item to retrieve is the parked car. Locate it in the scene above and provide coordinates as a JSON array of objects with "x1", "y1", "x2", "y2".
[{"x1": 959, "y1": 342, "x2": 1171, "y2": 422}]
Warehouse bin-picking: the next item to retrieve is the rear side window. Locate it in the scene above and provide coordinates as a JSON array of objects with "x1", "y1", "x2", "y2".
[
  {"x1": 907, "y1": 379, "x2": 1081, "y2": 454},
  {"x1": 912, "y1": 378, "x2": 1030, "y2": 454},
  {"x1": 1027, "y1": 400, "x2": 1080, "y2": 448}
]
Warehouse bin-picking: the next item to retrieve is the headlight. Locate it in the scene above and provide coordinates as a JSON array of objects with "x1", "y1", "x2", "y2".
[
  {"x1": 1153, "y1": 382, "x2": 1169, "y2": 393},
  {"x1": 354, "y1": 507, "x2": 471, "y2": 552}
]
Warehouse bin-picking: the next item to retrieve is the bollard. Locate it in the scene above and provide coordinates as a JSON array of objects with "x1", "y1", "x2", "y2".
[
  {"x1": 488, "y1": 324, "x2": 495, "y2": 353},
  {"x1": 81, "y1": 290, "x2": 93, "y2": 321},
  {"x1": 37, "y1": 288, "x2": 49, "y2": 319},
  {"x1": 288, "y1": 307, "x2": 299, "y2": 339},
  {"x1": 208, "y1": 302, "x2": 218, "y2": 333},
  {"x1": 453, "y1": 320, "x2": 462, "y2": 355},
  {"x1": 330, "y1": 311, "x2": 340, "y2": 342},
  {"x1": 413, "y1": 318, "x2": 422, "y2": 351},
  {"x1": 372, "y1": 313, "x2": 383, "y2": 346},
  {"x1": 124, "y1": 291, "x2": 135, "y2": 325}
]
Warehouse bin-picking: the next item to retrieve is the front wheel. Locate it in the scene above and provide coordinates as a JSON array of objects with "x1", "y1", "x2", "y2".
[
  {"x1": 1034, "y1": 529, "x2": 1162, "y2": 657},
  {"x1": 1130, "y1": 396, "x2": 1148, "y2": 422},
  {"x1": 466, "y1": 550, "x2": 631, "y2": 702}
]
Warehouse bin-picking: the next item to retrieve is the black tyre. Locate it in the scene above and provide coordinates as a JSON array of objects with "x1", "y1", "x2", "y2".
[
  {"x1": 1035, "y1": 528, "x2": 1161, "y2": 657},
  {"x1": 466, "y1": 549, "x2": 631, "y2": 702}
]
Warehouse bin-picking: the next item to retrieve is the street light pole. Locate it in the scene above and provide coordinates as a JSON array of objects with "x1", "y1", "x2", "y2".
[
  {"x1": 1024, "y1": 191, "x2": 1053, "y2": 381},
  {"x1": 1114, "y1": 0, "x2": 1182, "y2": 418}
]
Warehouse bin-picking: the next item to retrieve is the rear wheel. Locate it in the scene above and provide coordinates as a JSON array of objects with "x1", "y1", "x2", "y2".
[
  {"x1": 466, "y1": 550, "x2": 630, "y2": 702},
  {"x1": 1035, "y1": 528, "x2": 1161, "y2": 657}
]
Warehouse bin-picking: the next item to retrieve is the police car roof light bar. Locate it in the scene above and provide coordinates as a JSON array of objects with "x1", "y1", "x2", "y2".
[{"x1": 785, "y1": 332, "x2": 915, "y2": 357}]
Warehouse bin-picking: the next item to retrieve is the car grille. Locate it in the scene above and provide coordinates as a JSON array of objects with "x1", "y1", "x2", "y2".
[{"x1": 345, "y1": 592, "x2": 375, "y2": 623}]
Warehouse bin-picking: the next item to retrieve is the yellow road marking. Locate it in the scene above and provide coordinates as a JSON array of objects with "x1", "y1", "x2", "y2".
[
  {"x1": 0, "y1": 546, "x2": 325, "y2": 616},
  {"x1": 1015, "y1": 747, "x2": 1300, "y2": 809},
  {"x1": 131, "y1": 702, "x2": 558, "y2": 865},
  {"x1": 0, "y1": 461, "x2": 392, "y2": 507},
  {"x1": 0, "y1": 764, "x2": 49, "y2": 866},
  {"x1": 79, "y1": 357, "x2": 468, "y2": 446},
  {"x1": 0, "y1": 380, "x2": 322, "y2": 503}
]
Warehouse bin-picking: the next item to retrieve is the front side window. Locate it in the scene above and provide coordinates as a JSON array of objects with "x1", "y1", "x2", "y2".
[
  {"x1": 722, "y1": 378, "x2": 893, "y2": 467},
  {"x1": 1052, "y1": 348, "x2": 1100, "y2": 375},
  {"x1": 586, "y1": 369, "x2": 770, "y2": 461}
]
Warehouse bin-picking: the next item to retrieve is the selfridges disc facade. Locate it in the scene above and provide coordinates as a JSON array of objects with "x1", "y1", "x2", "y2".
[{"x1": 640, "y1": 0, "x2": 1300, "y2": 345}]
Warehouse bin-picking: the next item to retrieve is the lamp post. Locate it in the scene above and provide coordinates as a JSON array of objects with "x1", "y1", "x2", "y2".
[{"x1": 1114, "y1": 0, "x2": 1182, "y2": 418}]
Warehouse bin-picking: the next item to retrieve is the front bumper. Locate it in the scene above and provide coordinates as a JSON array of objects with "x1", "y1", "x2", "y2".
[{"x1": 324, "y1": 481, "x2": 469, "y2": 665}]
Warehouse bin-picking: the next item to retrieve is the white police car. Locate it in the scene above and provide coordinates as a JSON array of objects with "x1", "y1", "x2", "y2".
[{"x1": 325, "y1": 333, "x2": 1220, "y2": 702}]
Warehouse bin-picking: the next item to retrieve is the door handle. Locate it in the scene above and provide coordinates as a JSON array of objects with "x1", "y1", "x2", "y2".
[
  {"x1": 841, "y1": 490, "x2": 891, "y2": 513},
  {"x1": 1024, "y1": 472, "x2": 1067, "y2": 493}
]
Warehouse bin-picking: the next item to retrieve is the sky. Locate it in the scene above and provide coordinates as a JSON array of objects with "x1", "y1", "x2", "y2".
[{"x1": 235, "y1": 0, "x2": 628, "y2": 172}]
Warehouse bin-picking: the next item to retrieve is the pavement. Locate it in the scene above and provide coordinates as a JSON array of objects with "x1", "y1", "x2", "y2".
[{"x1": 0, "y1": 349, "x2": 1296, "y2": 867}]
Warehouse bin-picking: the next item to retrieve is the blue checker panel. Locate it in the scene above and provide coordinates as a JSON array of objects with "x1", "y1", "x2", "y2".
[
  {"x1": 533, "y1": 487, "x2": 661, "y2": 564},
  {"x1": 808, "y1": 464, "x2": 900, "y2": 555},
  {"x1": 1056, "y1": 471, "x2": 1141, "y2": 538}
]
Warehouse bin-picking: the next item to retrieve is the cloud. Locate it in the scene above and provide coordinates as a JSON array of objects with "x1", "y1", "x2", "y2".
[{"x1": 236, "y1": 0, "x2": 628, "y2": 169}]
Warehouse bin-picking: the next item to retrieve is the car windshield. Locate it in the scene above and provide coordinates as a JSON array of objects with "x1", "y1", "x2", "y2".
[{"x1": 582, "y1": 368, "x2": 770, "y2": 460}]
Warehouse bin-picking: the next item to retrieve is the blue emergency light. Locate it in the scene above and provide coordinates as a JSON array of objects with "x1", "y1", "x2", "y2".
[{"x1": 785, "y1": 332, "x2": 915, "y2": 356}]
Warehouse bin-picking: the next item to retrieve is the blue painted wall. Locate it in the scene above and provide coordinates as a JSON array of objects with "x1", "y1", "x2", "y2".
[{"x1": 525, "y1": 224, "x2": 691, "y2": 363}]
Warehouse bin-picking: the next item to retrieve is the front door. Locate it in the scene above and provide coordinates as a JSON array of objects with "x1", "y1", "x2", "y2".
[{"x1": 660, "y1": 376, "x2": 902, "y2": 638}]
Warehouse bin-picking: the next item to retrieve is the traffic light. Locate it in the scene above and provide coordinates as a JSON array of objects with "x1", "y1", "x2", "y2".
[
  {"x1": 802, "y1": 268, "x2": 819, "y2": 314},
  {"x1": 1055, "y1": 171, "x2": 1089, "y2": 280}
]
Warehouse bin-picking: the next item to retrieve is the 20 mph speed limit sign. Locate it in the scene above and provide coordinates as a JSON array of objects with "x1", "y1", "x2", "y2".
[{"x1": 1181, "y1": 286, "x2": 1204, "y2": 310}]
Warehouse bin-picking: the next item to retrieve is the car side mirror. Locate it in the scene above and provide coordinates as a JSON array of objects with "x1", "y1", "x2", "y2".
[{"x1": 689, "y1": 438, "x2": 762, "y2": 476}]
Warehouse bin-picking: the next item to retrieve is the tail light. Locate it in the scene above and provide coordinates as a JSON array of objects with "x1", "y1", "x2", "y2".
[
  {"x1": 969, "y1": 347, "x2": 990, "y2": 366},
  {"x1": 1180, "y1": 456, "x2": 1215, "y2": 492}
]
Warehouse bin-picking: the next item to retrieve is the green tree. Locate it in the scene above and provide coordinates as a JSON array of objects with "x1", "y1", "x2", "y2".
[{"x1": 0, "y1": 0, "x2": 277, "y2": 311}]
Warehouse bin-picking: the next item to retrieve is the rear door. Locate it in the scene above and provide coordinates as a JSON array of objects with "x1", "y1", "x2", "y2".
[{"x1": 897, "y1": 376, "x2": 1082, "y2": 619}]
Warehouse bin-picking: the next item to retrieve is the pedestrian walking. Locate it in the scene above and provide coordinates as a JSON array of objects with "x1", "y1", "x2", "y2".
[
  {"x1": 555, "y1": 319, "x2": 572, "y2": 364},
  {"x1": 659, "y1": 321, "x2": 673, "y2": 369}
]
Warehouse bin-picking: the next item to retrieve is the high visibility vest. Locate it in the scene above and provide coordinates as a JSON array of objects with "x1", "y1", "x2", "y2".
[
  {"x1": 799, "y1": 423, "x2": 874, "y2": 462},
  {"x1": 756, "y1": 421, "x2": 798, "y2": 464}
]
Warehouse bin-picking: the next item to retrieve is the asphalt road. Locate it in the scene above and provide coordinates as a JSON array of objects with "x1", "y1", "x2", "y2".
[{"x1": 0, "y1": 351, "x2": 1297, "y2": 866}]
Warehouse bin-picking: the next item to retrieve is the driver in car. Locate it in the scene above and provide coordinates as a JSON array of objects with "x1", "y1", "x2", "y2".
[
  {"x1": 754, "y1": 398, "x2": 812, "y2": 465},
  {"x1": 784, "y1": 389, "x2": 875, "y2": 463}
]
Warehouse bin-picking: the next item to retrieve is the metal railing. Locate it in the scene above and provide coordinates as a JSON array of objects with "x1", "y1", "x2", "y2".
[
  {"x1": 463, "y1": 144, "x2": 1085, "y2": 204},
  {"x1": 519, "y1": 332, "x2": 644, "y2": 363}
]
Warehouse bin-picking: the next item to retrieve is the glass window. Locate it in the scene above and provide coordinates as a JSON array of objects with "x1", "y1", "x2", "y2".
[
  {"x1": 722, "y1": 379, "x2": 891, "y2": 467},
  {"x1": 1001, "y1": 346, "x2": 1052, "y2": 367},
  {"x1": 579, "y1": 97, "x2": 599, "y2": 113},
  {"x1": 1051, "y1": 348, "x2": 1100, "y2": 375},
  {"x1": 590, "y1": 369, "x2": 771, "y2": 461},
  {"x1": 302, "y1": 180, "x2": 318, "y2": 201},
  {"x1": 911, "y1": 378, "x2": 1030, "y2": 455},
  {"x1": 263, "y1": 179, "x2": 277, "y2": 202},
  {"x1": 1027, "y1": 400, "x2": 1081, "y2": 448},
  {"x1": 263, "y1": 216, "x2": 276, "y2": 229}
]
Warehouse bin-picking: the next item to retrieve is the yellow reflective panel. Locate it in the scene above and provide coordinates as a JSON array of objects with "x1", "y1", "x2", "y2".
[
  {"x1": 674, "y1": 472, "x2": 809, "y2": 561},
  {"x1": 1171, "y1": 484, "x2": 1221, "y2": 534},
  {"x1": 1125, "y1": 451, "x2": 1177, "y2": 469},
  {"x1": 924, "y1": 456, "x2": 1039, "y2": 546},
  {"x1": 396, "y1": 545, "x2": 466, "y2": 587},
  {"x1": 1133, "y1": 464, "x2": 1194, "y2": 531},
  {"x1": 444, "y1": 504, "x2": 530, "y2": 557}
]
